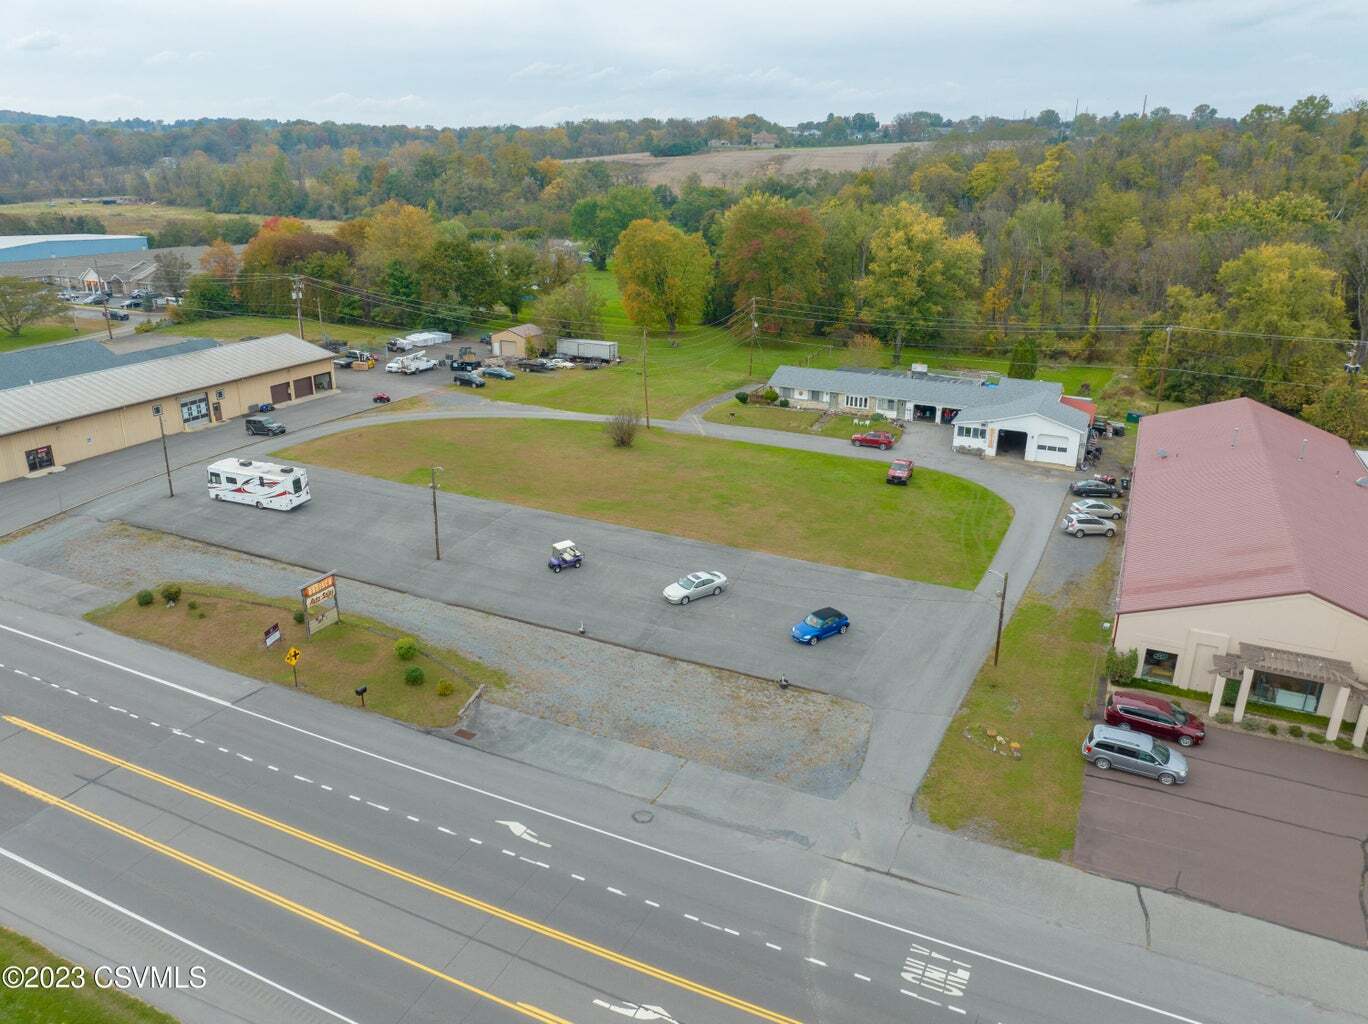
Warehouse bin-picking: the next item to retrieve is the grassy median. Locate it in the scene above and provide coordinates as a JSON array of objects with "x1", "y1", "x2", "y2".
[
  {"x1": 87, "y1": 584, "x2": 505, "y2": 728},
  {"x1": 916, "y1": 558, "x2": 1114, "y2": 858},
  {"x1": 278, "y1": 418, "x2": 1010, "y2": 588},
  {"x1": 0, "y1": 925, "x2": 179, "y2": 1024}
]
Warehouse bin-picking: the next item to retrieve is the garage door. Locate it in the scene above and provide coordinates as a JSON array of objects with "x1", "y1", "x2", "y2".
[
  {"x1": 1033, "y1": 433, "x2": 1074, "y2": 466},
  {"x1": 293, "y1": 376, "x2": 314, "y2": 398},
  {"x1": 269, "y1": 382, "x2": 292, "y2": 405}
]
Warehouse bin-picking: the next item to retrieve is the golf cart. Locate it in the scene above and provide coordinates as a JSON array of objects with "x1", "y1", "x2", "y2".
[{"x1": 548, "y1": 540, "x2": 583, "y2": 573}]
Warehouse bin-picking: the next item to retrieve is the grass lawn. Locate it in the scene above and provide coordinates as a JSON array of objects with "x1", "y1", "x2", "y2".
[
  {"x1": 0, "y1": 317, "x2": 82, "y2": 352},
  {"x1": 277, "y1": 419, "x2": 1010, "y2": 588},
  {"x1": 0, "y1": 925, "x2": 178, "y2": 1024},
  {"x1": 0, "y1": 199, "x2": 337, "y2": 236},
  {"x1": 916, "y1": 555, "x2": 1116, "y2": 858},
  {"x1": 87, "y1": 584, "x2": 507, "y2": 728},
  {"x1": 704, "y1": 403, "x2": 905, "y2": 443},
  {"x1": 157, "y1": 314, "x2": 397, "y2": 348}
]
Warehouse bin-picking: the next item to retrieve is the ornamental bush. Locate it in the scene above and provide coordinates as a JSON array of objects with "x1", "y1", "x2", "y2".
[
  {"x1": 394, "y1": 637, "x2": 418, "y2": 661},
  {"x1": 136, "y1": 590, "x2": 154, "y2": 607},
  {"x1": 436, "y1": 681, "x2": 455, "y2": 697},
  {"x1": 735, "y1": 391, "x2": 749, "y2": 404},
  {"x1": 160, "y1": 584, "x2": 182, "y2": 604},
  {"x1": 404, "y1": 665, "x2": 425, "y2": 686}
]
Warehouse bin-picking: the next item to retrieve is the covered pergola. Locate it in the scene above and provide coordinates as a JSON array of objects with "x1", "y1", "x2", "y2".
[{"x1": 1212, "y1": 643, "x2": 1368, "y2": 745}]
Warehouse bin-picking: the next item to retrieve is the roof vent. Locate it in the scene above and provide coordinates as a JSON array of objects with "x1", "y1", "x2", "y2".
[
  {"x1": 279, "y1": 466, "x2": 294, "y2": 473},
  {"x1": 237, "y1": 459, "x2": 252, "y2": 467},
  {"x1": 1298, "y1": 438, "x2": 1308, "y2": 462},
  {"x1": 1230, "y1": 427, "x2": 1239, "y2": 448}
]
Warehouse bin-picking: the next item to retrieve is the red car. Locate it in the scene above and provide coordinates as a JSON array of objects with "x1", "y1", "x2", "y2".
[
  {"x1": 851, "y1": 430, "x2": 896, "y2": 450},
  {"x1": 371, "y1": 392, "x2": 391, "y2": 403},
  {"x1": 886, "y1": 459, "x2": 914, "y2": 484},
  {"x1": 1104, "y1": 691, "x2": 1206, "y2": 746}
]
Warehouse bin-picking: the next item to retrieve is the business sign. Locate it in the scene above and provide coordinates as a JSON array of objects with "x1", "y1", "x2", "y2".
[
  {"x1": 264, "y1": 622, "x2": 281, "y2": 648},
  {"x1": 301, "y1": 572, "x2": 340, "y2": 637}
]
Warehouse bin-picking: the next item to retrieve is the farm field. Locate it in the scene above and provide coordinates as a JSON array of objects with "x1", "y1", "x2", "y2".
[
  {"x1": 276, "y1": 418, "x2": 1010, "y2": 588},
  {"x1": 564, "y1": 142, "x2": 936, "y2": 187},
  {"x1": 0, "y1": 199, "x2": 338, "y2": 236}
]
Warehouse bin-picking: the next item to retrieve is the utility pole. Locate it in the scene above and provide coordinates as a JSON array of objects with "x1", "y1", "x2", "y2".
[
  {"x1": 893, "y1": 326, "x2": 904, "y2": 366},
  {"x1": 748, "y1": 296, "x2": 758, "y2": 378},
  {"x1": 316, "y1": 294, "x2": 325, "y2": 337},
  {"x1": 1154, "y1": 325, "x2": 1173, "y2": 414},
  {"x1": 93, "y1": 256, "x2": 114, "y2": 342},
  {"x1": 291, "y1": 277, "x2": 305, "y2": 340},
  {"x1": 1345, "y1": 340, "x2": 1363, "y2": 444},
  {"x1": 992, "y1": 570, "x2": 1008, "y2": 666},
  {"x1": 156, "y1": 410, "x2": 173, "y2": 498},
  {"x1": 641, "y1": 327, "x2": 651, "y2": 428},
  {"x1": 430, "y1": 466, "x2": 443, "y2": 561}
]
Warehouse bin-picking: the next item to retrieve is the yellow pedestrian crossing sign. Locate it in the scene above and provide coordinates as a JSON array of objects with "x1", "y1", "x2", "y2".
[{"x1": 284, "y1": 646, "x2": 301, "y2": 666}]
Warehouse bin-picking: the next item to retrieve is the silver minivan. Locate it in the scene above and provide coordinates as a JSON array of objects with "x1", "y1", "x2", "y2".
[{"x1": 1081, "y1": 724, "x2": 1189, "y2": 785}]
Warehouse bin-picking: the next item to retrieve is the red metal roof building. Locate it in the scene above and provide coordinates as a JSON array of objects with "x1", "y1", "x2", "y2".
[{"x1": 1113, "y1": 398, "x2": 1368, "y2": 745}]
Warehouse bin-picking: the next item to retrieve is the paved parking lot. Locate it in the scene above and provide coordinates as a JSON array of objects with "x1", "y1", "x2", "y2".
[{"x1": 1074, "y1": 728, "x2": 1368, "y2": 946}]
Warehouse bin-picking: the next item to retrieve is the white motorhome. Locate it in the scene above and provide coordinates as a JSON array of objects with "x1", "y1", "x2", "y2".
[{"x1": 207, "y1": 458, "x2": 310, "y2": 510}]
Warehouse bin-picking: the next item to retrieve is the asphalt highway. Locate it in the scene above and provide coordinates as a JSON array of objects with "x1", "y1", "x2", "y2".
[{"x1": 0, "y1": 603, "x2": 1361, "y2": 1024}]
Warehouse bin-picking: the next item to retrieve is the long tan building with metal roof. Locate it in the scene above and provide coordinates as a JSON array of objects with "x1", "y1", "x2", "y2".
[{"x1": 0, "y1": 334, "x2": 336, "y2": 482}]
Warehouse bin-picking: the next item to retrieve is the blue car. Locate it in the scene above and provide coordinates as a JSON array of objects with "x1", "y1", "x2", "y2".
[{"x1": 791, "y1": 607, "x2": 849, "y2": 645}]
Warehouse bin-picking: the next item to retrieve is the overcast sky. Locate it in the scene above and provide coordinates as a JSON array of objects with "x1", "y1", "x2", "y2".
[{"x1": 2, "y1": 0, "x2": 1363, "y2": 128}]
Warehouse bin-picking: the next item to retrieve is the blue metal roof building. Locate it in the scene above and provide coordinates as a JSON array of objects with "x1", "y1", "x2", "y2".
[
  {"x1": 0, "y1": 234, "x2": 148, "y2": 264},
  {"x1": 0, "y1": 338, "x2": 220, "y2": 391}
]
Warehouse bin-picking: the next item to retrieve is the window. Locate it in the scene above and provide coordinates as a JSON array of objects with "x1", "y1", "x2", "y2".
[
  {"x1": 1036, "y1": 436, "x2": 1069, "y2": 453},
  {"x1": 208, "y1": 472, "x2": 222, "y2": 485},
  {"x1": 292, "y1": 477, "x2": 302, "y2": 494},
  {"x1": 781, "y1": 387, "x2": 797, "y2": 399},
  {"x1": 1140, "y1": 648, "x2": 1178, "y2": 682},
  {"x1": 151, "y1": 404, "x2": 162, "y2": 417},
  {"x1": 878, "y1": 398, "x2": 897, "y2": 412},
  {"x1": 225, "y1": 476, "x2": 237, "y2": 485},
  {"x1": 845, "y1": 395, "x2": 870, "y2": 409},
  {"x1": 25, "y1": 446, "x2": 55, "y2": 472},
  {"x1": 956, "y1": 425, "x2": 987, "y2": 440},
  {"x1": 809, "y1": 390, "x2": 825, "y2": 402},
  {"x1": 215, "y1": 388, "x2": 225, "y2": 400}
]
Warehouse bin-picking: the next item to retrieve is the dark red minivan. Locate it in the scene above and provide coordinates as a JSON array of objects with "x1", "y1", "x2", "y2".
[{"x1": 1104, "y1": 691, "x2": 1206, "y2": 746}]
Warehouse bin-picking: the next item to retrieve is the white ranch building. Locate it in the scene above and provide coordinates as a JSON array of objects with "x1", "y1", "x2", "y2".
[{"x1": 767, "y1": 365, "x2": 1092, "y2": 468}]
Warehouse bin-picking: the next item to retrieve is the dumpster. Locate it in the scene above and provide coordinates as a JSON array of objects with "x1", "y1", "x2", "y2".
[{"x1": 1125, "y1": 410, "x2": 1143, "y2": 423}]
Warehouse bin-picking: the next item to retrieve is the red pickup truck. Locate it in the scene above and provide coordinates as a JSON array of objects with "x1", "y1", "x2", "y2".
[
  {"x1": 851, "y1": 430, "x2": 896, "y2": 450},
  {"x1": 886, "y1": 459, "x2": 914, "y2": 484}
]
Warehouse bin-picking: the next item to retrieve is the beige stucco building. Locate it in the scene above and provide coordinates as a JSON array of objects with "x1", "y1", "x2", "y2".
[
  {"x1": 0, "y1": 334, "x2": 336, "y2": 483},
  {"x1": 490, "y1": 323, "x2": 544, "y2": 360},
  {"x1": 1113, "y1": 398, "x2": 1367, "y2": 746}
]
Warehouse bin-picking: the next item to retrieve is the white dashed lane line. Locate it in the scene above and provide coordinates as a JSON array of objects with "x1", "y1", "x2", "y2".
[{"x1": 8, "y1": 663, "x2": 923, "y2": 1008}]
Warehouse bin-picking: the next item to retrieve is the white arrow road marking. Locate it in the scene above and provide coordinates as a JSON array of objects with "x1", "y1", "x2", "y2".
[
  {"x1": 591, "y1": 998, "x2": 679, "y2": 1022},
  {"x1": 496, "y1": 819, "x2": 552, "y2": 848}
]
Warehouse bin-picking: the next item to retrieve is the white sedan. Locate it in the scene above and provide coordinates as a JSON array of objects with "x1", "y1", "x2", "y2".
[
  {"x1": 1069, "y1": 498, "x2": 1124, "y2": 520},
  {"x1": 663, "y1": 571, "x2": 727, "y2": 605}
]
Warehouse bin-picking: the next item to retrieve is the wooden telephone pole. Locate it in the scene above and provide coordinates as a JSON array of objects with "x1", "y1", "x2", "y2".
[
  {"x1": 1154, "y1": 325, "x2": 1173, "y2": 414},
  {"x1": 641, "y1": 328, "x2": 651, "y2": 428}
]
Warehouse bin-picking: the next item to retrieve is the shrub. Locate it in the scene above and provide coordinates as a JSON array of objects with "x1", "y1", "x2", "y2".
[
  {"x1": 606, "y1": 408, "x2": 641, "y2": 448},
  {"x1": 1307, "y1": 732, "x2": 1325, "y2": 744},
  {"x1": 293, "y1": 609, "x2": 305, "y2": 624},
  {"x1": 436, "y1": 680, "x2": 455, "y2": 697},
  {"x1": 394, "y1": 637, "x2": 418, "y2": 661},
  {"x1": 136, "y1": 589, "x2": 154, "y2": 607},
  {"x1": 194, "y1": 610, "x2": 207, "y2": 619},
  {"x1": 1333, "y1": 738, "x2": 1354, "y2": 751},
  {"x1": 762, "y1": 387, "x2": 779, "y2": 403},
  {"x1": 133, "y1": 319, "x2": 157, "y2": 334},
  {"x1": 1104, "y1": 648, "x2": 1138, "y2": 686},
  {"x1": 187, "y1": 600, "x2": 198, "y2": 610},
  {"x1": 1214, "y1": 712, "x2": 1231, "y2": 724},
  {"x1": 1266, "y1": 722, "x2": 1278, "y2": 735},
  {"x1": 1288, "y1": 724, "x2": 1304, "y2": 738},
  {"x1": 404, "y1": 665, "x2": 425, "y2": 686},
  {"x1": 777, "y1": 398, "x2": 789, "y2": 408},
  {"x1": 159, "y1": 584, "x2": 182, "y2": 604},
  {"x1": 1241, "y1": 719, "x2": 1259, "y2": 731},
  {"x1": 735, "y1": 391, "x2": 749, "y2": 404}
]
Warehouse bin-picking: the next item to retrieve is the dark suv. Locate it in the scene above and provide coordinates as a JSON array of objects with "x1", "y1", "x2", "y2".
[
  {"x1": 245, "y1": 416, "x2": 286, "y2": 437},
  {"x1": 1105, "y1": 691, "x2": 1206, "y2": 747},
  {"x1": 1070, "y1": 478, "x2": 1121, "y2": 498}
]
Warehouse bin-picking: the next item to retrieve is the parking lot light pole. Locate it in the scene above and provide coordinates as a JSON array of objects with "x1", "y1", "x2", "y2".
[
  {"x1": 155, "y1": 409, "x2": 174, "y2": 498},
  {"x1": 430, "y1": 466, "x2": 443, "y2": 560},
  {"x1": 986, "y1": 568, "x2": 1008, "y2": 666}
]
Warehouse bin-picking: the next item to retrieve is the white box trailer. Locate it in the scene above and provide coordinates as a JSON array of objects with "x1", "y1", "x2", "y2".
[
  {"x1": 556, "y1": 338, "x2": 619, "y2": 362},
  {"x1": 405, "y1": 330, "x2": 452, "y2": 346},
  {"x1": 208, "y1": 458, "x2": 310, "y2": 510}
]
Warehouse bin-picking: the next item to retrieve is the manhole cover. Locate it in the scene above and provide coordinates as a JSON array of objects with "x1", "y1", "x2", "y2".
[{"x1": 632, "y1": 810, "x2": 654, "y2": 824}]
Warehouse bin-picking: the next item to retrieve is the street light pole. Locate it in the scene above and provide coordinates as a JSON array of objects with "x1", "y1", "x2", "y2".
[
  {"x1": 291, "y1": 277, "x2": 306, "y2": 341},
  {"x1": 156, "y1": 410, "x2": 174, "y2": 498},
  {"x1": 430, "y1": 466, "x2": 443, "y2": 560},
  {"x1": 986, "y1": 568, "x2": 1008, "y2": 666}
]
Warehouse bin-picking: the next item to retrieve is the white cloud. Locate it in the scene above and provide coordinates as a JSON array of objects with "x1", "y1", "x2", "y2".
[
  {"x1": 510, "y1": 62, "x2": 575, "y2": 80},
  {"x1": 144, "y1": 49, "x2": 210, "y2": 66},
  {"x1": 314, "y1": 92, "x2": 427, "y2": 117},
  {"x1": 9, "y1": 30, "x2": 61, "y2": 51}
]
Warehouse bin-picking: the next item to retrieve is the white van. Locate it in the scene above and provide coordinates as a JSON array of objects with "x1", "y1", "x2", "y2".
[{"x1": 207, "y1": 458, "x2": 310, "y2": 510}]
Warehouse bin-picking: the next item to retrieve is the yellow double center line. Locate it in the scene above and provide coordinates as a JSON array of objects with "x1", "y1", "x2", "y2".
[
  {"x1": 4, "y1": 716, "x2": 803, "y2": 1024},
  {"x1": 0, "y1": 768, "x2": 570, "y2": 1024}
]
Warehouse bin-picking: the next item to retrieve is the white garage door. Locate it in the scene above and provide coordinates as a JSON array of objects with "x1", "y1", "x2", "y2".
[{"x1": 1032, "y1": 433, "x2": 1074, "y2": 466}]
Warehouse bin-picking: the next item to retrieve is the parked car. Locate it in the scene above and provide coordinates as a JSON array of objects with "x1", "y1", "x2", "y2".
[
  {"x1": 1070, "y1": 478, "x2": 1121, "y2": 498},
  {"x1": 1081, "y1": 724, "x2": 1189, "y2": 786},
  {"x1": 453, "y1": 370, "x2": 486, "y2": 388},
  {"x1": 479, "y1": 333, "x2": 492, "y2": 343},
  {"x1": 1061, "y1": 513, "x2": 1116, "y2": 538},
  {"x1": 547, "y1": 357, "x2": 575, "y2": 369},
  {"x1": 116, "y1": 297, "x2": 141, "y2": 309},
  {"x1": 886, "y1": 459, "x2": 914, "y2": 485},
  {"x1": 481, "y1": 366, "x2": 515, "y2": 380},
  {"x1": 519, "y1": 359, "x2": 553, "y2": 373},
  {"x1": 791, "y1": 607, "x2": 850, "y2": 645},
  {"x1": 245, "y1": 416, "x2": 286, "y2": 437},
  {"x1": 1069, "y1": 499, "x2": 1123, "y2": 520},
  {"x1": 1105, "y1": 691, "x2": 1206, "y2": 747},
  {"x1": 371, "y1": 392, "x2": 391, "y2": 404},
  {"x1": 851, "y1": 430, "x2": 896, "y2": 450},
  {"x1": 663, "y1": 570, "x2": 728, "y2": 605},
  {"x1": 105, "y1": 309, "x2": 130, "y2": 321}
]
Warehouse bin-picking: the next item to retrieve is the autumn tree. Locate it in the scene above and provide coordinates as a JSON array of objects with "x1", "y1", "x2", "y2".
[
  {"x1": 152, "y1": 252, "x2": 191, "y2": 297},
  {"x1": 612, "y1": 219, "x2": 711, "y2": 334},
  {"x1": 861, "y1": 202, "x2": 983, "y2": 348},
  {"x1": 535, "y1": 276, "x2": 605, "y2": 342},
  {"x1": 569, "y1": 186, "x2": 663, "y2": 269},
  {"x1": 717, "y1": 194, "x2": 825, "y2": 333},
  {"x1": 0, "y1": 278, "x2": 65, "y2": 337},
  {"x1": 199, "y1": 238, "x2": 240, "y2": 280}
]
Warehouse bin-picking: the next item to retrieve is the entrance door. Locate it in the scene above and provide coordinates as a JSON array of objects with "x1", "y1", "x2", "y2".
[
  {"x1": 25, "y1": 446, "x2": 55, "y2": 472},
  {"x1": 269, "y1": 382, "x2": 292, "y2": 405},
  {"x1": 212, "y1": 401, "x2": 223, "y2": 422}
]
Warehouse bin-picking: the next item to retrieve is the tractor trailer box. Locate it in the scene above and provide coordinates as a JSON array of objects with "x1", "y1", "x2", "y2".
[
  {"x1": 405, "y1": 331, "x2": 452, "y2": 347},
  {"x1": 556, "y1": 338, "x2": 618, "y2": 362}
]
